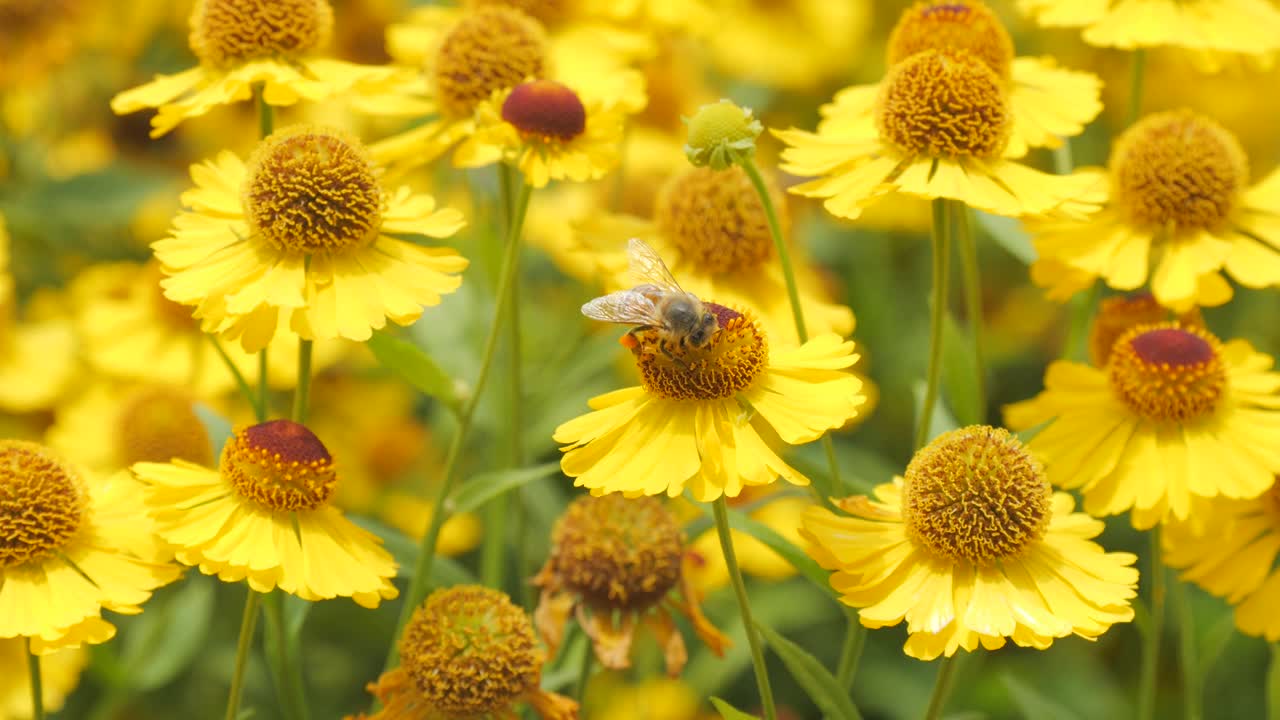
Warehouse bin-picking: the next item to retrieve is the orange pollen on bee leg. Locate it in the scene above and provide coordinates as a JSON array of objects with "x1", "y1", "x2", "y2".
[{"x1": 631, "y1": 302, "x2": 768, "y2": 401}]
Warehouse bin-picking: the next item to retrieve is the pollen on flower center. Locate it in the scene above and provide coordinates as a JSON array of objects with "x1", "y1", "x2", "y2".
[
  {"x1": 243, "y1": 127, "x2": 383, "y2": 255},
  {"x1": 631, "y1": 303, "x2": 768, "y2": 401},
  {"x1": 221, "y1": 419, "x2": 337, "y2": 511},
  {"x1": 0, "y1": 440, "x2": 86, "y2": 568},
  {"x1": 1088, "y1": 293, "x2": 1202, "y2": 368},
  {"x1": 188, "y1": 0, "x2": 334, "y2": 69},
  {"x1": 901, "y1": 426, "x2": 1051, "y2": 565},
  {"x1": 1108, "y1": 323, "x2": 1226, "y2": 423},
  {"x1": 887, "y1": 1, "x2": 1015, "y2": 80},
  {"x1": 655, "y1": 166, "x2": 782, "y2": 275},
  {"x1": 434, "y1": 7, "x2": 548, "y2": 119},
  {"x1": 501, "y1": 79, "x2": 586, "y2": 141},
  {"x1": 876, "y1": 50, "x2": 1010, "y2": 159},
  {"x1": 1111, "y1": 110, "x2": 1249, "y2": 232},
  {"x1": 116, "y1": 387, "x2": 214, "y2": 467},
  {"x1": 400, "y1": 585, "x2": 542, "y2": 716},
  {"x1": 547, "y1": 494, "x2": 683, "y2": 611}
]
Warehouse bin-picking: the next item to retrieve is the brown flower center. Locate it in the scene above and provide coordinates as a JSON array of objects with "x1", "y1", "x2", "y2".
[
  {"x1": 1108, "y1": 323, "x2": 1226, "y2": 424},
  {"x1": 655, "y1": 166, "x2": 782, "y2": 275},
  {"x1": 434, "y1": 7, "x2": 548, "y2": 119},
  {"x1": 189, "y1": 0, "x2": 333, "y2": 69},
  {"x1": 221, "y1": 420, "x2": 337, "y2": 511},
  {"x1": 631, "y1": 303, "x2": 767, "y2": 401},
  {"x1": 887, "y1": 1, "x2": 1015, "y2": 80},
  {"x1": 1088, "y1": 293, "x2": 1203, "y2": 367},
  {"x1": 466, "y1": 0, "x2": 567, "y2": 25},
  {"x1": 501, "y1": 79, "x2": 586, "y2": 141},
  {"x1": 116, "y1": 387, "x2": 215, "y2": 467},
  {"x1": 0, "y1": 441, "x2": 86, "y2": 568},
  {"x1": 876, "y1": 50, "x2": 1010, "y2": 159}
]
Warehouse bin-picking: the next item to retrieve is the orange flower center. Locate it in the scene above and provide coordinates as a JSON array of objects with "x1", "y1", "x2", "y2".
[
  {"x1": 1088, "y1": 293, "x2": 1203, "y2": 368},
  {"x1": 631, "y1": 303, "x2": 768, "y2": 401},
  {"x1": 116, "y1": 387, "x2": 214, "y2": 467},
  {"x1": 655, "y1": 166, "x2": 782, "y2": 275},
  {"x1": 901, "y1": 426, "x2": 1051, "y2": 564},
  {"x1": 887, "y1": 1, "x2": 1015, "y2": 80},
  {"x1": 434, "y1": 7, "x2": 547, "y2": 119},
  {"x1": 501, "y1": 79, "x2": 586, "y2": 141},
  {"x1": 221, "y1": 420, "x2": 337, "y2": 511},
  {"x1": 1108, "y1": 323, "x2": 1226, "y2": 423},
  {"x1": 188, "y1": 0, "x2": 333, "y2": 69},
  {"x1": 876, "y1": 50, "x2": 1010, "y2": 159},
  {"x1": 0, "y1": 440, "x2": 85, "y2": 568}
]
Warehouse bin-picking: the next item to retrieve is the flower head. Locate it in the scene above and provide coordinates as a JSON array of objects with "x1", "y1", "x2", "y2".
[
  {"x1": 802, "y1": 426, "x2": 1139, "y2": 659},
  {"x1": 683, "y1": 99, "x2": 762, "y2": 171},
  {"x1": 1087, "y1": 293, "x2": 1203, "y2": 368}
]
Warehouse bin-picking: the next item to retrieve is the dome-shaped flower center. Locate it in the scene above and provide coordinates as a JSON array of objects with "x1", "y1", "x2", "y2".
[
  {"x1": 1111, "y1": 110, "x2": 1248, "y2": 233},
  {"x1": 876, "y1": 50, "x2": 1010, "y2": 159},
  {"x1": 502, "y1": 79, "x2": 586, "y2": 141},
  {"x1": 434, "y1": 7, "x2": 548, "y2": 119},
  {"x1": 548, "y1": 494, "x2": 683, "y2": 611},
  {"x1": 467, "y1": 0, "x2": 567, "y2": 25},
  {"x1": 1088, "y1": 293, "x2": 1202, "y2": 368},
  {"x1": 887, "y1": 1, "x2": 1015, "y2": 80},
  {"x1": 115, "y1": 387, "x2": 214, "y2": 468},
  {"x1": 631, "y1": 303, "x2": 768, "y2": 401},
  {"x1": 901, "y1": 426, "x2": 1051, "y2": 565},
  {"x1": 243, "y1": 127, "x2": 383, "y2": 255},
  {"x1": 0, "y1": 440, "x2": 86, "y2": 568},
  {"x1": 1108, "y1": 323, "x2": 1226, "y2": 423},
  {"x1": 221, "y1": 419, "x2": 337, "y2": 511},
  {"x1": 188, "y1": 0, "x2": 333, "y2": 69},
  {"x1": 655, "y1": 166, "x2": 782, "y2": 275},
  {"x1": 400, "y1": 585, "x2": 541, "y2": 716}
]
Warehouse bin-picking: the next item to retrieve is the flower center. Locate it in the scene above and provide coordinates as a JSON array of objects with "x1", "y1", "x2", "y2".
[
  {"x1": 655, "y1": 166, "x2": 781, "y2": 275},
  {"x1": 188, "y1": 0, "x2": 333, "y2": 69},
  {"x1": 876, "y1": 49, "x2": 1010, "y2": 159},
  {"x1": 902, "y1": 426, "x2": 1051, "y2": 565},
  {"x1": 0, "y1": 440, "x2": 86, "y2": 568},
  {"x1": 631, "y1": 303, "x2": 768, "y2": 401},
  {"x1": 1107, "y1": 323, "x2": 1226, "y2": 423},
  {"x1": 1111, "y1": 110, "x2": 1248, "y2": 233},
  {"x1": 548, "y1": 494, "x2": 683, "y2": 611},
  {"x1": 887, "y1": 1, "x2": 1014, "y2": 80},
  {"x1": 115, "y1": 387, "x2": 214, "y2": 468},
  {"x1": 221, "y1": 419, "x2": 337, "y2": 511},
  {"x1": 400, "y1": 585, "x2": 541, "y2": 716},
  {"x1": 434, "y1": 7, "x2": 548, "y2": 119},
  {"x1": 467, "y1": 0, "x2": 567, "y2": 25},
  {"x1": 502, "y1": 79, "x2": 586, "y2": 141},
  {"x1": 1088, "y1": 293, "x2": 1202, "y2": 367},
  {"x1": 243, "y1": 127, "x2": 383, "y2": 255}
]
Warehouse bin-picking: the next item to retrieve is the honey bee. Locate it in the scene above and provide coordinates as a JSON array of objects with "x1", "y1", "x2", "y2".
[{"x1": 581, "y1": 238, "x2": 718, "y2": 359}]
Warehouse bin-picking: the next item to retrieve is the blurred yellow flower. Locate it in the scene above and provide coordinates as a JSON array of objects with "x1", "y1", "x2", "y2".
[
  {"x1": 685, "y1": 492, "x2": 812, "y2": 596},
  {"x1": 585, "y1": 674, "x2": 712, "y2": 720},
  {"x1": 0, "y1": 217, "x2": 76, "y2": 414},
  {"x1": 0, "y1": 640, "x2": 85, "y2": 718}
]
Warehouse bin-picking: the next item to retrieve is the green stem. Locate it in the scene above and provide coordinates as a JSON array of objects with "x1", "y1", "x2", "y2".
[
  {"x1": 1138, "y1": 527, "x2": 1166, "y2": 720},
  {"x1": 922, "y1": 655, "x2": 959, "y2": 720},
  {"x1": 257, "y1": 349, "x2": 269, "y2": 422},
  {"x1": 574, "y1": 642, "x2": 594, "y2": 703},
  {"x1": 225, "y1": 588, "x2": 262, "y2": 720},
  {"x1": 1126, "y1": 49, "x2": 1147, "y2": 128},
  {"x1": 917, "y1": 199, "x2": 953, "y2": 450},
  {"x1": 1062, "y1": 282, "x2": 1100, "y2": 362},
  {"x1": 740, "y1": 158, "x2": 806, "y2": 340},
  {"x1": 382, "y1": 181, "x2": 534, "y2": 673},
  {"x1": 209, "y1": 335, "x2": 260, "y2": 419},
  {"x1": 26, "y1": 638, "x2": 43, "y2": 720},
  {"x1": 264, "y1": 593, "x2": 309, "y2": 720},
  {"x1": 835, "y1": 608, "x2": 865, "y2": 691},
  {"x1": 1269, "y1": 644, "x2": 1280, "y2": 720},
  {"x1": 954, "y1": 203, "x2": 986, "y2": 424},
  {"x1": 1172, "y1": 575, "x2": 1201, "y2": 720},
  {"x1": 291, "y1": 340, "x2": 313, "y2": 424},
  {"x1": 712, "y1": 497, "x2": 777, "y2": 720},
  {"x1": 257, "y1": 86, "x2": 275, "y2": 138}
]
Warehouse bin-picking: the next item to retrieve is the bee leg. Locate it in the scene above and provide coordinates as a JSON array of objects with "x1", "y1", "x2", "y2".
[{"x1": 659, "y1": 341, "x2": 691, "y2": 369}]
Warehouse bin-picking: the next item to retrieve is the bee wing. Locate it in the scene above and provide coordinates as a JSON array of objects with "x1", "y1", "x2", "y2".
[
  {"x1": 581, "y1": 289, "x2": 663, "y2": 326},
  {"x1": 626, "y1": 237, "x2": 685, "y2": 293}
]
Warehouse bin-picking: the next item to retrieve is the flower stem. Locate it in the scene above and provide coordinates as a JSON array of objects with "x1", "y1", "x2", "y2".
[
  {"x1": 1138, "y1": 527, "x2": 1166, "y2": 720},
  {"x1": 291, "y1": 340, "x2": 313, "y2": 424},
  {"x1": 1269, "y1": 644, "x2": 1280, "y2": 720},
  {"x1": 1172, "y1": 575, "x2": 1201, "y2": 720},
  {"x1": 917, "y1": 199, "x2": 953, "y2": 450},
  {"x1": 264, "y1": 592, "x2": 310, "y2": 720},
  {"x1": 209, "y1": 335, "x2": 263, "y2": 421},
  {"x1": 225, "y1": 587, "x2": 262, "y2": 720},
  {"x1": 574, "y1": 640, "x2": 594, "y2": 703},
  {"x1": 25, "y1": 638, "x2": 43, "y2": 720},
  {"x1": 713, "y1": 496, "x2": 777, "y2": 720},
  {"x1": 383, "y1": 180, "x2": 534, "y2": 673},
  {"x1": 257, "y1": 86, "x2": 274, "y2": 138},
  {"x1": 1126, "y1": 49, "x2": 1147, "y2": 128},
  {"x1": 835, "y1": 608, "x2": 865, "y2": 691},
  {"x1": 257, "y1": 349, "x2": 269, "y2": 422},
  {"x1": 922, "y1": 655, "x2": 959, "y2": 720},
  {"x1": 740, "y1": 157, "x2": 806, "y2": 340},
  {"x1": 954, "y1": 203, "x2": 986, "y2": 425}
]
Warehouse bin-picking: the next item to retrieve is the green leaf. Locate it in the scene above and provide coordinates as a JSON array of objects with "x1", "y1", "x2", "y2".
[
  {"x1": 118, "y1": 577, "x2": 215, "y2": 691},
  {"x1": 942, "y1": 314, "x2": 982, "y2": 427},
  {"x1": 193, "y1": 402, "x2": 233, "y2": 457},
  {"x1": 1003, "y1": 673, "x2": 1083, "y2": 720},
  {"x1": 754, "y1": 621, "x2": 863, "y2": 720},
  {"x1": 348, "y1": 516, "x2": 476, "y2": 585},
  {"x1": 445, "y1": 463, "x2": 561, "y2": 515},
  {"x1": 973, "y1": 210, "x2": 1035, "y2": 265},
  {"x1": 367, "y1": 330, "x2": 460, "y2": 412},
  {"x1": 710, "y1": 697, "x2": 760, "y2": 720},
  {"x1": 696, "y1": 502, "x2": 836, "y2": 599}
]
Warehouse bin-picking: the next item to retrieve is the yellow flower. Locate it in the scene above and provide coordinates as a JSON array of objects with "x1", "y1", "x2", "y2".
[
  {"x1": 131, "y1": 420, "x2": 398, "y2": 607},
  {"x1": 109, "y1": 0, "x2": 406, "y2": 137},
  {"x1": 685, "y1": 491, "x2": 812, "y2": 596},
  {"x1": 533, "y1": 494, "x2": 729, "y2": 675},
  {"x1": 1006, "y1": 322, "x2": 1280, "y2": 528},
  {"x1": 0, "y1": 0, "x2": 83, "y2": 90},
  {"x1": 154, "y1": 126, "x2": 467, "y2": 353},
  {"x1": 585, "y1": 674, "x2": 712, "y2": 720},
  {"x1": 0, "y1": 640, "x2": 86, "y2": 718},
  {"x1": 802, "y1": 426, "x2": 1139, "y2": 660},
  {"x1": 555, "y1": 301, "x2": 865, "y2": 501},
  {"x1": 776, "y1": 49, "x2": 1104, "y2": 220},
  {"x1": 0, "y1": 441, "x2": 179, "y2": 654},
  {"x1": 1164, "y1": 480, "x2": 1280, "y2": 640},
  {"x1": 0, "y1": 216, "x2": 76, "y2": 413},
  {"x1": 1028, "y1": 110, "x2": 1280, "y2": 312}
]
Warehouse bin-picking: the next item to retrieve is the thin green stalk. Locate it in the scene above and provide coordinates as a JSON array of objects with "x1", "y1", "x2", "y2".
[
  {"x1": 1138, "y1": 527, "x2": 1166, "y2": 720},
  {"x1": 574, "y1": 642, "x2": 594, "y2": 703},
  {"x1": 209, "y1": 335, "x2": 261, "y2": 419},
  {"x1": 1126, "y1": 49, "x2": 1147, "y2": 127},
  {"x1": 922, "y1": 655, "x2": 959, "y2": 720},
  {"x1": 257, "y1": 86, "x2": 275, "y2": 138},
  {"x1": 382, "y1": 181, "x2": 534, "y2": 673},
  {"x1": 1172, "y1": 576, "x2": 1201, "y2": 720},
  {"x1": 291, "y1": 340, "x2": 313, "y2": 424},
  {"x1": 917, "y1": 199, "x2": 953, "y2": 450},
  {"x1": 225, "y1": 588, "x2": 262, "y2": 720},
  {"x1": 1062, "y1": 281, "x2": 1100, "y2": 361},
  {"x1": 713, "y1": 497, "x2": 777, "y2": 720},
  {"x1": 835, "y1": 608, "x2": 866, "y2": 691},
  {"x1": 954, "y1": 203, "x2": 986, "y2": 424},
  {"x1": 26, "y1": 638, "x2": 43, "y2": 720},
  {"x1": 1269, "y1": 644, "x2": 1280, "y2": 720},
  {"x1": 264, "y1": 593, "x2": 309, "y2": 720},
  {"x1": 257, "y1": 349, "x2": 269, "y2": 422}
]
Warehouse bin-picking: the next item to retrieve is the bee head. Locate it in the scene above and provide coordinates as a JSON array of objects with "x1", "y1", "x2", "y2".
[{"x1": 688, "y1": 310, "x2": 718, "y2": 348}]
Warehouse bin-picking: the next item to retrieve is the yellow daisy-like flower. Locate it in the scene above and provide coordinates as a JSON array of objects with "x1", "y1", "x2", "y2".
[
  {"x1": 776, "y1": 49, "x2": 1103, "y2": 221},
  {"x1": 131, "y1": 420, "x2": 398, "y2": 607},
  {"x1": 154, "y1": 126, "x2": 467, "y2": 353},
  {"x1": 816, "y1": 1, "x2": 1103, "y2": 159},
  {"x1": 0, "y1": 216, "x2": 76, "y2": 414},
  {"x1": 0, "y1": 441, "x2": 179, "y2": 654},
  {"x1": 1164, "y1": 480, "x2": 1280, "y2": 640},
  {"x1": 556, "y1": 298, "x2": 865, "y2": 501},
  {"x1": 0, "y1": 640, "x2": 86, "y2": 718},
  {"x1": 109, "y1": 0, "x2": 406, "y2": 137},
  {"x1": 802, "y1": 426, "x2": 1139, "y2": 660},
  {"x1": 1006, "y1": 322, "x2": 1280, "y2": 529},
  {"x1": 1028, "y1": 110, "x2": 1280, "y2": 312}
]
